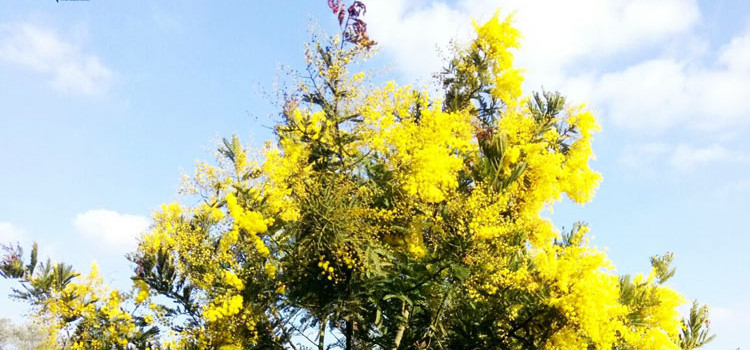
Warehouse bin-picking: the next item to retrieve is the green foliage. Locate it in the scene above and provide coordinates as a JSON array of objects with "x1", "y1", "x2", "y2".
[
  {"x1": 679, "y1": 301, "x2": 716, "y2": 350},
  {"x1": 651, "y1": 252, "x2": 677, "y2": 285},
  {"x1": 0, "y1": 3, "x2": 718, "y2": 350}
]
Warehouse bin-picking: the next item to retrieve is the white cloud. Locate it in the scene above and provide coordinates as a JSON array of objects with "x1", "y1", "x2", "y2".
[
  {"x1": 619, "y1": 142, "x2": 671, "y2": 169},
  {"x1": 719, "y1": 32, "x2": 750, "y2": 73},
  {"x1": 366, "y1": 0, "x2": 700, "y2": 88},
  {"x1": 73, "y1": 210, "x2": 150, "y2": 252},
  {"x1": 364, "y1": 0, "x2": 750, "y2": 133},
  {"x1": 620, "y1": 143, "x2": 742, "y2": 171},
  {"x1": 0, "y1": 222, "x2": 27, "y2": 244},
  {"x1": 0, "y1": 22, "x2": 113, "y2": 96},
  {"x1": 668, "y1": 144, "x2": 741, "y2": 170},
  {"x1": 594, "y1": 59, "x2": 690, "y2": 130},
  {"x1": 591, "y1": 32, "x2": 750, "y2": 131},
  {"x1": 366, "y1": 1, "x2": 468, "y2": 85}
]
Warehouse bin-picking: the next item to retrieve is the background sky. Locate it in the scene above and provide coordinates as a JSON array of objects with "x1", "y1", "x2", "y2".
[{"x1": 0, "y1": 1, "x2": 748, "y2": 349}]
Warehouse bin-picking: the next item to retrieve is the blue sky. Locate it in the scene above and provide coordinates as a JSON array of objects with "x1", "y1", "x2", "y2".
[{"x1": 0, "y1": 1, "x2": 748, "y2": 348}]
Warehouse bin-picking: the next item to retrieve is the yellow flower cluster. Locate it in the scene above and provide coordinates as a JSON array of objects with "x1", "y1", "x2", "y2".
[
  {"x1": 264, "y1": 262, "x2": 277, "y2": 279},
  {"x1": 405, "y1": 221, "x2": 428, "y2": 258},
  {"x1": 464, "y1": 185, "x2": 511, "y2": 241},
  {"x1": 332, "y1": 245, "x2": 363, "y2": 271},
  {"x1": 261, "y1": 137, "x2": 307, "y2": 222},
  {"x1": 141, "y1": 202, "x2": 182, "y2": 254},
  {"x1": 40, "y1": 263, "x2": 140, "y2": 350},
  {"x1": 561, "y1": 105, "x2": 602, "y2": 203},
  {"x1": 318, "y1": 258, "x2": 336, "y2": 281},
  {"x1": 534, "y1": 239, "x2": 624, "y2": 348},
  {"x1": 360, "y1": 84, "x2": 477, "y2": 203},
  {"x1": 472, "y1": 11, "x2": 523, "y2": 107},
  {"x1": 226, "y1": 192, "x2": 270, "y2": 256},
  {"x1": 205, "y1": 294, "x2": 244, "y2": 322},
  {"x1": 134, "y1": 279, "x2": 150, "y2": 304},
  {"x1": 223, "y1": 270, "x2": 244, "y2": 290},
  {"x1": 226, "y1": 193, "x2": 268, "y2": 234},
  {"x1": 616, "y1": 272, "x2": 685, "y2": 349}
]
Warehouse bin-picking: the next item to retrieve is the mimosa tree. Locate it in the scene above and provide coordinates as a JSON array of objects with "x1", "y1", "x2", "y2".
[{"x1": 1, "y1": 2, "x2": 714, "y2": 349}]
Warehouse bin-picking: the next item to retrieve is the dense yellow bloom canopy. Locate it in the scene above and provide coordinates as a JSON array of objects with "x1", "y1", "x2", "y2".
[{"x1": 2, "y1": 9, "x2": 709, "y2": 350}]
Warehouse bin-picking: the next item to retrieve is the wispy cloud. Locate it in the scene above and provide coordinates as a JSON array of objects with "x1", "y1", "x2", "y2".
[
  {"x1": 668, "y1": 144, "x2": 742, "y2": 170},
  {"x1": 73, "y1": 210, "x2": 150, "y2": 253},
  {"x1": 620, "y1": 143, "x2": 743, "y2": 171},
  {"x1": 0, "y1": 222, "x2": 27, "y2": 244},
  {"x1": 0, "y1": 22, "x2": 113, "y2": 96},
  {"x1": 619, "y1": 142, "x2": 671, "y2": 169},
  {"x1": 719, "y1": 179, "x2": 750, "y2": 195}
]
